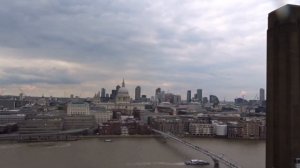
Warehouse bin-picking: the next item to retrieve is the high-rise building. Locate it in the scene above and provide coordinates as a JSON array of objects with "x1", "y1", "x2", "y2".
[
  {"x1": 116, "y1": 85, "x2": 121, "y2": 92},
  {"x1": 110, "y1": 90, "x2": 117, "y2": 100},
  {"x1": 135, "y1": 86, "x2": 141, "y2": 100},
  {"x1": 160, "y1": 91, "x2": 165, "y2": 102},
  {"x1": 259, "y1": 88, "x2": 265, "y2": 102},
  {"x1": 197, "y1": 89, "x2": 203, "y2": 102},
  {"x1": 155, "y1": 88, "x2": 162, "y2": 103},
  {"x1": 267, "y1": 4, "x2": 300, "y2": 168},
  {"x1": 209, "y1": 95, "x2": 219, "y2": 106},
  {"x1": 101, "y1": 88, "x2": 106, "y2": 98},
  {"x1": 187, "y1": 90, "x2": 191, "y2": 103},
  {"x1": 202, "y1": 97, "x2": 208, "y2": 104},
  {"x1": 164, "y1": 93, "x2": 174, "y2": 103},
  {"x1": 155, "y1": 88, "x2": 161, "y2": 95},
  {"x1": 173, "y1": 95, "x2": 181, "y2": 104}
]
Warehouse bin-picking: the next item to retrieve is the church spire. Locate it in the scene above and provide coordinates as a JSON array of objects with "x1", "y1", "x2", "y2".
[{"x1": 122, "y1": 78, "x2": 125, "y2": 87}]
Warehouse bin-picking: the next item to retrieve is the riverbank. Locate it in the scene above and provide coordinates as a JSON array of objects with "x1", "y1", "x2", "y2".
[
  {"x1": 0, "y1": 133, "x2": 265, "y2": 143},
  {"x1": 79, "y1": 135, "x2": 161, "y2": 139}
]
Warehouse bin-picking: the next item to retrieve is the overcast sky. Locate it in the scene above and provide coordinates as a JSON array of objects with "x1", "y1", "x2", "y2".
[{"x1": 0, "y1": 0, "x2": 299, "y2": 100}]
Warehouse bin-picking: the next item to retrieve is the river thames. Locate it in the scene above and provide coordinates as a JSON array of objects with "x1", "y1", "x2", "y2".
[{"x1": 0, "y1": 137, "x2": 265, "y2": 168}]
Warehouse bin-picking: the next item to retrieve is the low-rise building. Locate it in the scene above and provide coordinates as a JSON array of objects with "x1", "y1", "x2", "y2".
[
  {"x1": 242, "y1": 121, "x2": 260, "y2": 139},
  {"x1": 19, "y1": 118, "x2": 63, "y2": 134},
  {"x1": 92, "y1": 111, "x2": 113, "y2": 125},
  {"x1": 213, "y1": 123, "x2": 227, "y2": 137},
  {"x1": 227, "y1": 122, "x2": 243, "y2": 138},
  {"x1": 0, "y1": 114, "x2": 26, "y2": 124},
  {"x1": 121, "y1": 126, "x2": 129, "y2": 136},
  {"x1": 0, "y1": 123, "x2": 18, "y2": 134},
  {"x1": 189, "y1": 123, "x2": 214, "y2": 136},
  {"x1": 259, "y1": 124, "x2": 266, "y2": 139},
  {"x1": 100, "y1": 120, "x2": 121, "y2": 135},
  {"x1": 63, "y1": 115, "x2": 96, "y2": 130},
  {"x1": 149, "y1": 116, "x2": 184, "y2": 135},
  {"x1": 67, "y1": 102, "x2": 90, "y2": 115}
]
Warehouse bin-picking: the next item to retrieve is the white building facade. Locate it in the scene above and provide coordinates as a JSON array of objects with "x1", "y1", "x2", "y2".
[
  {"x1": 189, "y1": 123, "x2": 214, "y2": 136},
  {"x1": 92, "y1": 111, "x2": 113, "y2": 124},
  {"x1": 67, "y1": 102, "x2": 90, "y2": 115}
]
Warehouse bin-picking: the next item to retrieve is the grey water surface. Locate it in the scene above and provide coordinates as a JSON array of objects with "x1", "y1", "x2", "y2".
[{"x1": 0, "y1": 138, "x2": 265, "y2": 168}]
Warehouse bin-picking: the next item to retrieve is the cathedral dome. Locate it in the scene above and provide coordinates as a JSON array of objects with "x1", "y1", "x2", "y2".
[
  {"x1": 118, "y1": 87, "x2": 129, "y2": 95},
  {"x1": 115, "y1": 78, "x2": 130, "y2": 103}
]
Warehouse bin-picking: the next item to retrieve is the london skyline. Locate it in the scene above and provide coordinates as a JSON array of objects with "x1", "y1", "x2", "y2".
[{"x1": 0, "y1": 0, "x2": 298, "y2": 100}]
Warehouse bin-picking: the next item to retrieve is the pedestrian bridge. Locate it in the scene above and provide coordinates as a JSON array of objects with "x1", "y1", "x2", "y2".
[{"x1": 151, "y1": 128, "x2": 241, "y2": 168}]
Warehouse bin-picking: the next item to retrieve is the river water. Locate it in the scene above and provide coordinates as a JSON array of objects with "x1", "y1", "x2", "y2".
[{"x1": 0, "y1": 137, "x2": 265, "y2": 168}]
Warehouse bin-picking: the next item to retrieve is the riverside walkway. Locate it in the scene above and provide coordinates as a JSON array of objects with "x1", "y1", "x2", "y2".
[{"x1": 0, "y1": 128, "x2": 88, "y2": 142}]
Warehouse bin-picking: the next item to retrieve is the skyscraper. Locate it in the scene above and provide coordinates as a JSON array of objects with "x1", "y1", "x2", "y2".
[
  {"x1": 267, "y1": 4, "x2": 300, "y2": 168},
  {"x1": 101, "y1": 88, "x2": 106, "y2": 98},
  {"x1": 187, "y1": 90, "x2": 191, "y2": 103},
  {"x1": 259, "y1": 88, "x2": 265, "y2": 102},
  {"x1": 116, "y1": 85, "x2": 121, "y2": 92},
  {"x1": 202, "y1": 97, "x2": 208, "y2": 104},
  {"x1": 173, "y1": 95, "x2": 181, "y2": 104},
  {"x1": 135, "y1": 86, "x2": 141, "y2": 100},
  {"x1": 155, "y1": 88, "x2": 161, "y2": 95},
  {"x1": 197, "y1": 89, "x2": 203, "y2": 102},
  {"x1": 110, "y1": 90, "x2": 117, "y2": 100},
  {"x1": 209, "y1": 95, "x2": 219, "y2": 106},
  {"x1": 155, "y1": 88, "x2": 162, "y2": 103}
]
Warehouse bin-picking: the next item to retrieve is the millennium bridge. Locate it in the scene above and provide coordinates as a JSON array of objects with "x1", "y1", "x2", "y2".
[{"x1": 152, "y1": 128, "x2": 241, "y2": 168}]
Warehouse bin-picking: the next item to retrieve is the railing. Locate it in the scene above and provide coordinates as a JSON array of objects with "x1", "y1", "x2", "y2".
[{"x1": 151, "y1": 128, "x2": 241, "y2": 168}]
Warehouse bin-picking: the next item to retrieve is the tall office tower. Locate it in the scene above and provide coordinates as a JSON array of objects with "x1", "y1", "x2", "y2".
[
  {"x1": 187, "y1": 90, "x2": 191, "y2": 103},
  {"x1": 209, "y1": 95, "x2": 219, "y2": 106},
  {"x1": 202, "y1": 97, "x2": 208, "y2": 104},
  {"x1": 173, "y1": 95, "x2": 181, "y2": 104},
  {"x1": 267, "y1": 4, "x2": 300, "y2": 168},
  {"x1": 259, "y1": 88, "x2": 265, "y2": 102},
  {"x1": 155, "y1": 88, "x2": 161, "y2": 95},
  {"x1": 116, "y1": 85, "x2": 121, "y2": 92},
  {"x1": 197, "y1": 89, "x2": 203, "y2": 102},
  {"x1": 135, "y1": 86, "x2": 141, "y2": 100},
  {"x1": 110, "y1": 90, "x2": 117, "y2": 100},
  {"x1": 101, "y1": 88, "x2": 106, "y2": 98},
  {"x1": 155, "y1": 88, "x2": 162, "y2": 103},
  {"x1": 161, "y1": 91, "x2": 165, "y2": 102}
]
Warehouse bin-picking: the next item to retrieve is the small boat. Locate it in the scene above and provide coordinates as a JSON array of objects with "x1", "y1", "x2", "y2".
[
  {"x1": 185, "y1": 159, "x2": 209, "y2": 166},
  {"x1": 104, "y1": 139, "x2": 112, "y2": 142}
]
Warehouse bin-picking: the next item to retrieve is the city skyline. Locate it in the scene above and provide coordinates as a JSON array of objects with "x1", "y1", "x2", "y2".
[{"x1": 0, "y1": 0, "x2": 298, "y2": 100}]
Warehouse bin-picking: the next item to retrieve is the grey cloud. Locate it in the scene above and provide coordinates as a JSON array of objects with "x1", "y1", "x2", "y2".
[
  {"x1": 0, "y1": 67, "x2": 80, "y2": 85},
  {"x1": 0, "y1": 0, "x2": 183, "y2": 63},
  {"x1": 0, "y1": 0, "x2": 205, "y2": 66},
  {"x1": 0, "y1": 0, "x2": 281, "y2": 99}
]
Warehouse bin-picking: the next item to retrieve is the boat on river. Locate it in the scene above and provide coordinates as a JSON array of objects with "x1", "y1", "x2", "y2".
[
  {"x1": 185, "y1": 159, "x2": 209, "y2": 166},
  {"x1": 104, "y1": 139, "x2": 112, "y2": 142}
]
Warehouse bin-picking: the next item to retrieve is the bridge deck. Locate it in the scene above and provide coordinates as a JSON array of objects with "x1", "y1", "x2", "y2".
[{"x1": 152, "y1": 128, "x2": 241, "y2": 168}]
